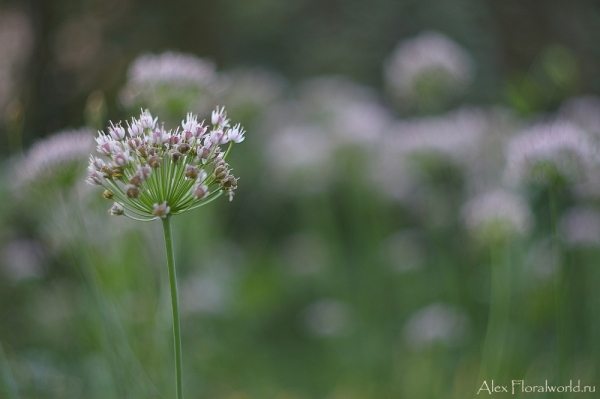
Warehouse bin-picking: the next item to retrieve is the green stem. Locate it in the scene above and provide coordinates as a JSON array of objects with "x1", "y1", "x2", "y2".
[
  {"x1": 0, "y1": 341, "x2": 19, "y2": 399},
  {"x1": 548, "y1": 186, "x2": 566, "y2": 385},
  {"x1": 162, "y1": 216, "x2": 184, "y2": 399},
  {"x1": 475, "y1": 241, "x2": 511, "y2": 396}
]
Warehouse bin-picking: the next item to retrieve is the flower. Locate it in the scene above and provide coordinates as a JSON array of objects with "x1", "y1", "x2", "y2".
[
  {"x1": 87, "y1": 107, "x2": 244, "y2": 221},
  {"x1": 13, "y1": 128, "x2": 94, "y2": 192},
  {"x1": 559, "y1": 207, "x2": 600, "y2": 247},
  {"x1": 462, "y1": 189, "x2": 533, "y2": 243},
  {"x1": 384, "y1": 31, "x2": 474, "y2": 111},
  {"x1": 403, "y1": 303, "x2": 470, "y2": 350},
  {"x1": 504, "y1": 121, "x2": 597, "y2": 186},
  {"x1": 118, "y1": 52, "x2": 220, "y2": 118}
]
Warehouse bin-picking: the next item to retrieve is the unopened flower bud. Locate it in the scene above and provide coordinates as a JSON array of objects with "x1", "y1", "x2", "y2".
[
  {"x1": 214, "y1": 158, "x2": 226, "y2": 168},
  {"x1": 185, "y1": 165, "x2": 200, "y2": 179},
  {"x1": 110, "y1": 164, "x2": 124, "y2": 178},
  {"x1": 137, "y1": 145, "x2": 148, "y2": 157},
  {"x1": 221, "y1": 175, "x2": 238, "y2": 190},
  {"x1": 148, "y1": 155, "x2": 161, "y2": 168},
  {"x1": 109, "y1": 203, "x2": 124, "y2": 216},
  {"x1": 129, "y1": 173, "x2": 143, "y2": 186},
  {"x1": 102, "y1": 190, "x2": 114, "y2": 199},
  {"x1": 126, "y1": 184, "x2": 140, "y2": 198},
  {"x1": 147, "y1": 147, "x2": 158, "y2": 157},
  {"x1": 101, "y1": 164, "x2": 115, "y2": 176},
  {"x1": 171, "y1": 151, "x2": 183, "y2": 163},
  {"x1": 215, "y1": 165, "x2": 228, "y2": 180},
  {"x1": 178, "y1": 143, "x2": 191, "y2": 154},
  {"x1": 153, "y1": 202, "x2": 170, "y2": 218}
]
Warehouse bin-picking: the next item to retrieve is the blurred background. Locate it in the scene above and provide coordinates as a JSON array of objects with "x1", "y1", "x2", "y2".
[{"x1": 1, "y1": 0, "x2": 600, "y2": 398}]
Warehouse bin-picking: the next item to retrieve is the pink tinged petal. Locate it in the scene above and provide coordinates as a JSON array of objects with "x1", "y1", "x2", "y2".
[
  {"x1": 87, "y1": 170, "x2": 105, "y2": 185},
  {"x1": 109, "y1": 123, "x2": 126, "y2": 140},
  {"x1": 127, "y1": 121, "x2": 144, "y2": 136},
  {"x1": 139, "y1": 110, "x2": 157, "y2": 129},
  {"x1": 198, "y1": 170, "x2": 208, "y2": 183},
  {"x1": 193, "y1": 184, "x2": 209, "y2": 200},
  {"x1": 114, "y1": 151, "x2": 130, "y2": 166},
  {"x1": 138, "y1": 165, "x2": 152, "y2": 180}
]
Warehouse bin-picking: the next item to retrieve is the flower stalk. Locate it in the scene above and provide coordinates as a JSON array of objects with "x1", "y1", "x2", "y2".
[
  {"x1": 162, "y1": 216, "x2": 183, "y2": 399},
  {"x1": 86, "y1": 107, "x2": 245, "y2": 399}
]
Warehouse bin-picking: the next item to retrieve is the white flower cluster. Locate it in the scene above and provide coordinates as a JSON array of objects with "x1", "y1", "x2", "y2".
[
  {"x1": 119, "y1": 52, "x2": 219, "y2": 113},
  {"x1": 403, "y1": 303, "x2": 469, "y2": 350},
  {"x1": 559, "y1": 207, "x2": 600, "y2": 247},
  {"x1": 504, "y1": 121, "x2": 597, "y2": 186},
  {"x1": 13, "y1": 128, "x2": 94, "y2": 191},
  {"x1": 388, "y1": 107, "x2": 486, "y2": 161},
  {"x1": 126, "y1": 52, "x2": 216, "y2": 87},
  {"x1": 384, "y1": 31, "x2": 474, "y2": 104},
  {"x1": 87, "y1": 107, "x2": 245, "y2": 221},
  {"x1": 462, "y1": 189, "x2": 533, "y2": 242}
]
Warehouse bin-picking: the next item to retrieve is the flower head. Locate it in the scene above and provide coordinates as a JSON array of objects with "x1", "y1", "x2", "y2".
[
  {"x1": 13, "y1": 128, "x2": 94, "y2": 193},
  {"x1": 384, "y1": 31, "x2": 474, "y2": 112},
  {"x1": 118, "y1": 52, "x2": 220, "y2": 119},
  {"x1": 504, "y1": 121, "x2": 597, "y2": 186},
  {"x1": 87, "y1": 107, "x2": 244, "y2": 221},
  {"x1": 462, "y1": 189, "x2": 533, "y2": 243}
]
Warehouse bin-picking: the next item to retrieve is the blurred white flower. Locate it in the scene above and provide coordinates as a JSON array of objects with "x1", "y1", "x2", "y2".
[
  {"x1": 297, "y1": 76, "x2": 393, "y2": 144},
  {"x1": 403, "y1": 303, "x2": 469, "y2": 350},
  {"x1": 302, "y1": 299, "x2": 352, "y2": 338},
  {"x1": 462, "y1": 189, "x2": 533, "y2": 242},
  {"x1": 126, "y1": 52, "x2": 216, "y2": 87},
  {"x1": 388, "y1": 107, "x2": 486, "y2": 161},
  {"x1": 559, "y1": 207, "x2": 600, "y2": 247},
  {"x1": 12, "y1": 128, "x2": 94, "y2": 192},
  {"x1": 559, "y1": 96, "x2": 600, "y2": 136},
  {"x1": 219, "y1": 67, "x2": 287, "y2": 115},
  {"x1": 266, "y1": 124, "x2": 335, "y2": 193},
  {"x1": 504, "y1": 121, "x2": 597, "y2": 186},
  {"x1": 372, "y1": 107, "x2": 487, "y2": 201},
  {"x1": 384, "y1": 31, "x2": 474, "y2": 111},
  {"x1": 119, "y1": 51, "x2": 219, "y2": 115}
]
